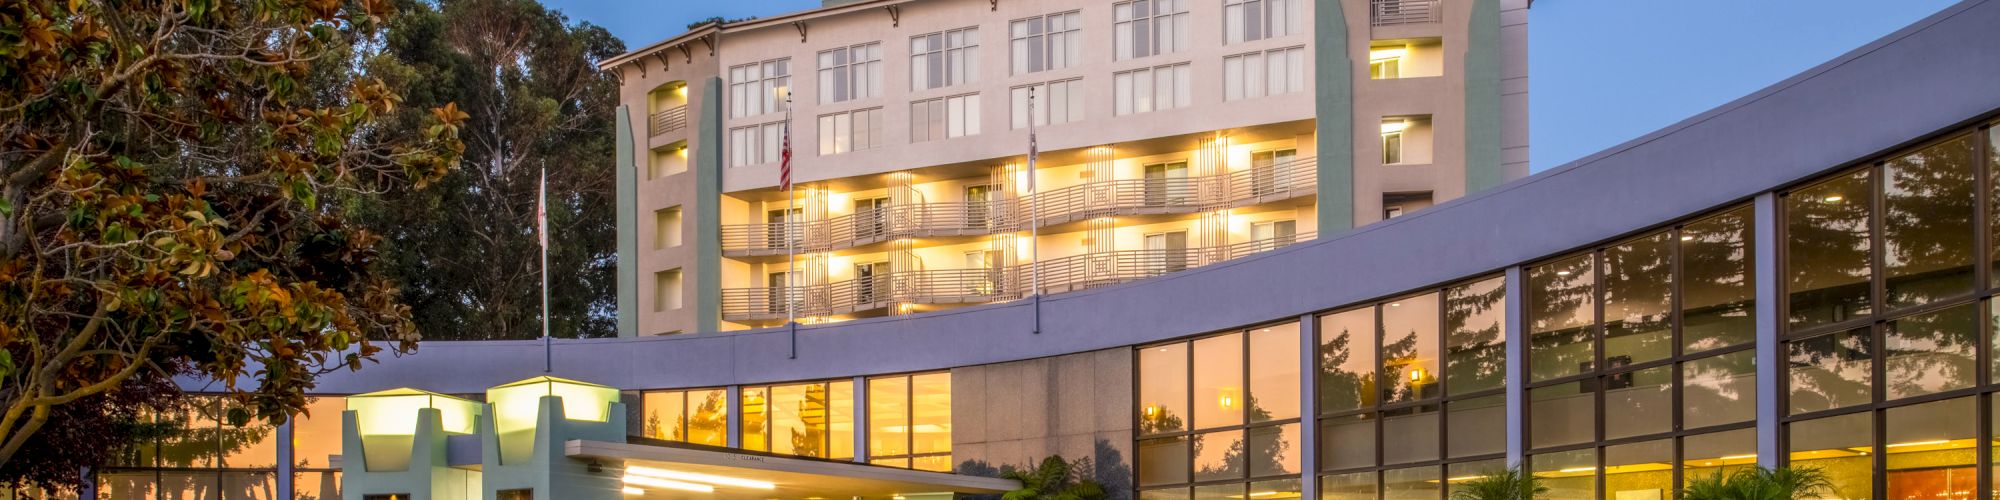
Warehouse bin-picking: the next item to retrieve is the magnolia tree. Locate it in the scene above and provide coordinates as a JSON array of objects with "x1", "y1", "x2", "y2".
[{"x1": 0, "y1": 0, "x2": 465, "y2": 470}]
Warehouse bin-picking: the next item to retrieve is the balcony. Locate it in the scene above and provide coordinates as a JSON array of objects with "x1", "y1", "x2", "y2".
[
  {"x1": 721, "y1": 157, "x2": 1318, "y2": 256},
  {"x1": 1370, "y1": 0, "x2": 1440, "y2": 26},
  {"x1": 650, "y1": 105, "x2": 687, "y2": 137},
  {"x1": 720, "y1": 233, "x2": 1315, "y2": 322}
]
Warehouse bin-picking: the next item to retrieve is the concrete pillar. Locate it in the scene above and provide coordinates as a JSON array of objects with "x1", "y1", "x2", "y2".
[
  {"x1": 853, "y1": 376, "x2": 870, "y2": 463},
  {"x1": 1753, "y1": 193, "x2": 1781, "y2": 468},
  {"x1": 1297, "y1": 313, "x2": 1319, "y2": 496},
  {"x1": 1504, "y1": 265, "x2": 1526, "y2": 467}
]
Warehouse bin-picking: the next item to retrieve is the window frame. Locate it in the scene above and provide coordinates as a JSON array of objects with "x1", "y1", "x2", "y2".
[
  {"x1": 1009, "y1": 11, "x2": 1082, "y2": 76},
  {"x1": 817, "y1": 42, "x2": 882, "y2": 105},
  {"x1": 1137, "y1": 320, "x2": 1307, "y2": 497}
]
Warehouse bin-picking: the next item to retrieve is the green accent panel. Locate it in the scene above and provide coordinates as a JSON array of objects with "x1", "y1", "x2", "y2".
[
  {"x1": 478, "y1": 397, "x2": 629, "y2": 500},
  {"x1": 615, "y1": 106, "x2": 638, "y2": 337},
  {"x1": 1314, "y1": 0, "x2": 1354, "y2": 232},
  {"x1": 339, "y1": 409, "x2": 481, "y2": 500},
  {"x1": 695, "y1": 77, "x2": 725, "y2": 333},
  {"x1": 1465, "y1": 0, "x2": 1505, "y2": 193}
]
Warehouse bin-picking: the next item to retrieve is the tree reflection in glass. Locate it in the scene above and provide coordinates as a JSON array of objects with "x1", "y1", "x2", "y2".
[
  {"x1": 1786, "y1": 328, "x2": 1872, "y2": 414},
  {"x1": 1318, "y1": 308, "x2": 1377, "y2": 413},
  {"x1": 1604, "y1": 233, "x2": 1674, "y2": 365},
  {"x1": 1682, "y1": 207, "x2": 1754, "y2": 353},
  {"x1": 1787, "y1": 170, "x2": 1872, "y2": 329},
  {"x1": 1883, "y1": 303, "x2": 1976, "y2": 400},
  {"x1": 1883, "y1": 134, "x2": 1976, "y2": 309},
  {"x1": 1529, "y1": 253, "x2": 1595, "y2": 382},
  {"x1": 1445, "y1": 277, "x2": 1506, "y2": 395},
  {"x1": 1680, "y1": 350, "x2": 1755, "y2": 429},
  {"x1": 1380, "y1": 293, "x2": 1439, "y2": 404}
]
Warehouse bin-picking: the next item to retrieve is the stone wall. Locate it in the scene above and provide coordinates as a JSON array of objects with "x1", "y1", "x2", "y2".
[{"x1": 951, "y1": 348, "x2": 1134, "y2": 498}]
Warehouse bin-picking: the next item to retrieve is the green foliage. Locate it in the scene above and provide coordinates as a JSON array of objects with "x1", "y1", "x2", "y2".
[
  {"x1": 1679, "y1": 466, "x2": 1835, "y2": 500},
  {"x1": 0, "y1": 0, "x2": 465, "y2": 476},
  {"x1": 353, "y1": 0, "x2": 623, "y2": 339},
  {"x1": 1002, "y1": 456, "x2": 1108, "y2": 500},
  {"x1": 1448, "y1": 465, "x2": 1544, "y2": 500}
]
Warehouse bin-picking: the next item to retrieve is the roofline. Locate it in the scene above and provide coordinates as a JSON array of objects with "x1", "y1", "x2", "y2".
[{"x1": 597, "y1": 0, "x2": 922, "y2": 71}]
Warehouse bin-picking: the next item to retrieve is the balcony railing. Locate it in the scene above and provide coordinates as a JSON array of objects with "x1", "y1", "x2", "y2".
[
  {"x1": 721, "y1": 157, "x2": 1318, "y2": 255},
  {"x1": 1371, "y1": 0, "x2": 1440, "y2": 26},
  {"x1": 721, "y1": 233, "x2": 1315, "y2": 321},
  {"x1": 650, "y1": 105, "x2": 687, "y2": 136}
]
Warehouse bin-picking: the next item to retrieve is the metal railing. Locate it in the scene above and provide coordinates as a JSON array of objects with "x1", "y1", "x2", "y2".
[
  {"x1": 650, "y1": 105, "x2": 687, "y2": 136},
  {"x1": 1371, "y1": 0, "x2": 1440, "y2": 26},
  {"x1": 721, "y1": 232, "x2": 1315, "y2": 321},
  {"x1": 721, "y1": 157, "x2": 1318, "y2": 255}
]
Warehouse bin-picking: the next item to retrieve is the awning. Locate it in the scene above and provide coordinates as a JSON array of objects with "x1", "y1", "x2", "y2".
[{"x1": 565, "y1": 440, "x2": 1019, "y2": 499}]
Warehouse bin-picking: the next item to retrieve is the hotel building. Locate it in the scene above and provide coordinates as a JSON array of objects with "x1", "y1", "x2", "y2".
[
  {"x1": 599, "y1": 0, "x2": 1532, "y2": 334},
  {"x1": 56, "y1": 0, "x2": 2000, "y2": 499}
]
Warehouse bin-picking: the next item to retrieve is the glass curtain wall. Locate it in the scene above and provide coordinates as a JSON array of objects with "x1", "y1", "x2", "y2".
[
  {"x1": 868, "y1": 372, "x2": 954, "y2": 471},
  {"x1": 637, "y1": 388, "x2": 729, "y2": 447},
  {"x1": 97, "y1": 396, "x2": 284, "y2": 500},
  {"x1": 738, "y1": 380, "x2": 855, "y2": 460},
  {"x1": 1138, "y1": 322, "x2": 1305, "y2": 500},
  {"x1": 1315, "y1": 276, "x2": 1509, "y2": 500},
  {"x1": 1524, "y1": 205, "x2": 1759, "y2": 500},
  {"x1": 1782, "y1": 126, "x2": 1995, "y2": 500}
]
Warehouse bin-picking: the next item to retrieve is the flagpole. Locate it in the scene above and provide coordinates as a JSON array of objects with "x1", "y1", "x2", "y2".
[
  {"x1": 539, "y1": 167, "x2": 551, "y2": 372},
  {"x1": 783, "y1": 89, "x2": 799, "y2": 358},
  {"x1": 1028, "y1": 87, "x2": 1041, "y2": 334}
]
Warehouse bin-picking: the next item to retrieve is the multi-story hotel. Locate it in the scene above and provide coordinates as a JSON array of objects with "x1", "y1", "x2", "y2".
[
  {"x1": 599, "y1": 0, "x2": 1531, "y2": 334},
  {"x1": 52, "y1": 0, "x2": 2000, "y2": 499}
]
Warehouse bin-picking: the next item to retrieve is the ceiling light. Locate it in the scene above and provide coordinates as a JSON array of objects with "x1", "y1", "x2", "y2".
[
  {"x1": 1558, "y1": 467, "x2": 1597, "y2": 473},
  {"x1": 623, "y1": 475, "x2": 714, "y2": 493},
  {"x1": 628, "y1": 466, "x2": 777, "y2": 490},
  {"x1": 1369, "y1": 48, "x2": 1407, "y2": 61},
  {"x1": 1718, "y1": 454, "x2": 1757, "y2": 460},
  {"x1": 1380, "y1": 121, "x2": 1409, "y2": 134},
  {"x1": 1886, "y1": 439, "x2": 1951, "y2": 448},
  {"x1": 1555, "y1": 270, "x2": 1572, "y2": 276},
  {"x1": 1823, "y1": 195, "x2": 1844, "y2": 203},
  {"x1": 623, "y1": 487, "x2": 644, "y2": 495}
]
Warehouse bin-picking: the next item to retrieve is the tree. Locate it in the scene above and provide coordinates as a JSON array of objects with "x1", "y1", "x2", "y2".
[
  {"x1": 0, "y1": 0, "x2": 466, "y2": 472},
  {"x1": 1002, "y1": 455, "x2": 1108, "y2": 500},
  {"x1": 1680, "y1": 466, "x2": 1835, "y2": 500},
  {"x1": 354, "y1": 0, "x2": 623, "y2": 339},
  {"x1": 1449, "y1": 466, "x2": 1544, "y2": 500}
]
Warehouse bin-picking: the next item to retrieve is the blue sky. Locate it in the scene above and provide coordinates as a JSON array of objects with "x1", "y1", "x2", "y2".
[{"x1": 546, "y1": 0, "x2": 1955, "y2": 171}]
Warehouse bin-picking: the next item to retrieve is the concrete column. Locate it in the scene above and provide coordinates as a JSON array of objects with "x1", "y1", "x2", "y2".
[
  {"x1": 726, "y1": 385, "x2": 743, "y2": 448},
  {"x1": 277, "y1": 420, "x2": 295, "y2": 497},
  {"x1": 853, "y1": 376, "x2": 870, "y2": 463},
  {"x1": 1504, "y1": 265, "x2": 1526, "y2": 467},
  {"x1": 1298, "y1": 313, "x2": 1319, "y2": 496},
  {"x1": 1312, "y1": 0, "x2": 1354, "y2": 232},
  {"x1": 1753, "y1": 193, "x2": 1781, "y2": 468},
  {"x1": 615, "y1": 105, "x2": 638, "y2": 337}
]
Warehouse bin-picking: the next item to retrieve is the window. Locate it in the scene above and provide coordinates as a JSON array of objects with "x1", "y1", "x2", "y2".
[
  {"x1": 639, "y1": 388, "x2": 728, "y2": 446},
  {"x1": 738, "y1": 380, "x2": 854, "y2": 459},
  {"x1": 1224, "y1": 47, "x2": 1306, "y2": 101},
  {"x1": 1249, "y1": 148, "x2": 1297, "y2": 196},
  {"x1": 654, "y1": 269, "x2": 682, "y2": 311},
  {"x1": 1370, "y1": 48, "x2": 1401, "y2": 79},
  {"x1": 1315, "y1": 277, "x2": 1506, "y2": 499},
  {"x1": 98, "y1": 396, "x2": 285, "y2": 500},
  {"x1": 1224, "y1": 0, "x2": 1302, "y2": 44},
  {"x1": 1010, "y1": 11, "x2": 1081, "y2": 75},
  {"x1": 911, "y1": 27, "x2": 979, "y2": 91},
  {"x1": 727, "y1": 58, "x2": 790, "y2": 118},
  {"x1": 1382, "y1": 192, "x2": 1431, "y2": 220},
  {"x1": 728, "y1": 122, "x2": 786, "y2": 167},
  {"x1": 654, "y1": 207, "x2": 681, "y2": 249},
  {"x1": 910, "y1": 94, "x2": 981, "y2": 142},
  {"x1": 496, "y1": 489, "x2": 532, "y2": 500},
  {"x1": 1114, "y1": 63, "x2": 1191, "y2": 116},
  {"x1": 818, "y1": 107, "x2": 883, "y2": 155},
  {"x1": 1115, "y1": 0, "x2": 1190, "y2": 61},
  {"x1": 1139, "y1": 322, "x2": 1301, "y2": 499},
  {"x1": 1251, "y1": 219, "x2": 1297, "y2": 248},
  {"x1": 1011, "y1": 79, "x2": 1084, "y2": 129},
  {"x1": 868, "y1": 372, "x2": 953, "y2": 471},
  {"x1": 817, "y1": 43, "x2": 882, "y2": 104}
]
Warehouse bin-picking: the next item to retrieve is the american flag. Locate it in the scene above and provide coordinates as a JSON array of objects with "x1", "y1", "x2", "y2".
[{"x1": 779, "y1": 124, "x2": 793, "y2": 191}]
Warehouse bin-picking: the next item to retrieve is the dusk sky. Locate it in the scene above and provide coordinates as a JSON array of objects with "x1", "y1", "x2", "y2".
[{"x1": 544, "y1": 0, "x2": 1956, "y2": 171}]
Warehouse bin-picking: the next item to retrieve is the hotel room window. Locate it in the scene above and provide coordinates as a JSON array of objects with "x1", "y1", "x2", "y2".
[
  {"x1": 817, "y1": 42, "x2": 881, "y2": 104},
  {"x1": 1010, "y1": 11, "x2": 1081, "y2": 75},
  {"x1": 1114, "y1": 0, "x2": 1189, "y2": 61},
  {"x1": 911, "y1": 27, "x2": 979, "y2": 91}
]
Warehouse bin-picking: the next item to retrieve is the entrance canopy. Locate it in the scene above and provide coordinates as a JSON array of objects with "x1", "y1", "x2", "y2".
[{"x1": 566, "y1": 440, "x2": 1019, "y2": 499}]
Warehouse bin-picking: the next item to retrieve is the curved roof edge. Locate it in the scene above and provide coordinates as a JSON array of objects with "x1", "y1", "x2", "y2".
[{"x1": 290, "y1": 0, "x2": 2000, "y2": 395}]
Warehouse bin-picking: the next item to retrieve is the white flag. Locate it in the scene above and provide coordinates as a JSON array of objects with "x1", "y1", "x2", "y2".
[{"x1": 537, "y1": 168, "x2": 548, "y2": 249}]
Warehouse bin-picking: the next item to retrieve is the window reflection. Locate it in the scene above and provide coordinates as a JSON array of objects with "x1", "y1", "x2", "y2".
[
  {"x1": 1319, "y1": 471, "x2": 1376, "y2": 500},
  {"x1": 1882, "y1": 134, "x2": 1977, "y2": 309},
  {"x1": 1683, "y1": 207, "x2": 1756, "y2": 352},
  {"x1": 1603, "y1": 439, "x2": 1673, "y2": 500},
  {"x1": 1382, "y1": 466, "x2": 1439, "y2": 500},
  {"x1": 1445, "y1": 277, "x2": 1507, "y2": 395},
  {"x1": 1191, "y1": 430, "x2": 1246, "y2": 482},
  {"x1": 1381, "y1": 405, "x2": 1439, "y2": 465},
  {"x1": 1529, "y1": 382, "x2": 1592, "y2": 449},
  {"x1": 1318, "y1": 413, "x2": 1374, "y2": 470},
  {"x1": 1603, "y1": 233, "x2": 1674, "y2": 365},
  {"x1": 1603, "y1": 365, "x2": 1672, "y2": 440},
  {"x1": 867, "y1": 372, "x2": 951, "y2": 470},
  {"x1": 1787, "y1": 328, "x2": 1873, "y2": 414},
  {"x1": 1446, "y1": 395, "x2": 1504, "y2": 458},
  {"x1": 1883, "y1": 303, "x2": 1977, "y2": 400},
  {"x1": 1141, "y1": 342, "x2": 1190, "y2": 434},
  {"x1": 1138, "y1": 436, "x2": 1191, "y2": 487},
  {"x1": 1531, "y1": 448, "x2": 1596, "y2": 500},
  {"x1": 1380, "y1": 293, "x2": 1440, "y2": 404},
  {"x1": 1193, "y1": 333, "x2": 1245, "y2": 430},
  {"x1": 1682, "y1": 428, "x2": 1757, "y2": 489},
  {"x1": 1681, "y1": 350, "x2": 1756, "y2": 429},
  {"x1": 1249, "y1": 323, "x2": 1301, "y2": 422},
  {"x1": 1140, "y1": 324, "x2": 1301, "y2": 495},
  {"x1": 1317, "y1": 309, "x2": 1376, "y2": 412},
  {"x1": 1529, "y1": 253, "x2": 1595, "y2": 382},
  {"x1": 1787, "y1": 170, "x2": 1873, "y2": 329}
]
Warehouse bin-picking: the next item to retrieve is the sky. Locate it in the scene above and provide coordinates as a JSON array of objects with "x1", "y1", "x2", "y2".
[{"x1": 544, "y1": 0, "x2": 1956, "y2": 172}]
